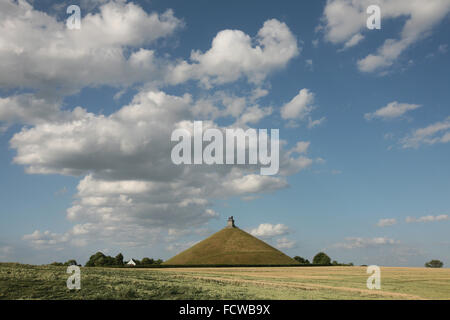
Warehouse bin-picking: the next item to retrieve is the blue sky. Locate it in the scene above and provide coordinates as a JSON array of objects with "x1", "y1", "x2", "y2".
[{"x1": 0, "y1": 0, "x2": 449, "y2": 266}]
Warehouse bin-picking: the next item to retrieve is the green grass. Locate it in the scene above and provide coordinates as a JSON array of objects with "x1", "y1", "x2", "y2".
[
  {"x1": 163, "y1": 227, "x2": 298, "y2": 265},
  {"x1": 0, "y1": 263, "x2": 251, "y2": 300},
  {"x1": 2, "y1": 263, "x2": 450, "y2": 300}
]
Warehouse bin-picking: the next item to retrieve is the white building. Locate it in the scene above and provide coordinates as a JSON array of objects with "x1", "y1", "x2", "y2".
[{"x1": 126, "y1": 259, "x2": 136, "y2": 266}]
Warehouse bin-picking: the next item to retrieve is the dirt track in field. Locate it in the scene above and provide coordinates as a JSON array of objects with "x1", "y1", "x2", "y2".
[{"x1": 169, "y1": 273, "x2": 426, "y2": 300}]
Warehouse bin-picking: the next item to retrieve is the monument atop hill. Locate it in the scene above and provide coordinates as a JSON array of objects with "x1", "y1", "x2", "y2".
[
  {"x1": 226, "y1": 216, "x2": 235, "y2": 228},
  {"x1": 163, "y1": 217, "x2": 298, "y2": 265}
]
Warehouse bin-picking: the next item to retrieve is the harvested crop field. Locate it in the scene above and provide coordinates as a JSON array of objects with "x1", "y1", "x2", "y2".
[{"x1": 1, "y1": 263, "x2": 449, "y2": 300}]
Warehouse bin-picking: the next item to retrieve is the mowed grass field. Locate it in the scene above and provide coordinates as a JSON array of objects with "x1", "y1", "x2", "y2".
[{"x1": 1, "y1": 263, "x2": 450, "y2": 300}]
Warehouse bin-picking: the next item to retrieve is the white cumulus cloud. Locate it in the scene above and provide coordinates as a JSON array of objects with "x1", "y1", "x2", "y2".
[
  {"x1": 364, "y1": 101, "x2": 421, "y2": 121},
  {"x1": 168, "y1": 19, "x2": 299, "y2": 86},
  {"x1": 376, "y1": 218, "x2": 397, "y2": 227},
  {"x1": 406, "y1": 214, "x2": 449, "y2": 223},
  {"x1": 281, "y1": 89, "x2": 315, "y2": 120},
  {"x1": 0, "y1": 0, "x2": 182, "y2": 94},
  {"x1": 334, "y1": 237, "x2": 399, "y2": 249},
  {"x1": 275, "y1": 237, "x2": 296, "y2": 249},
  {"x1": 320, "y1": 0, "x2": 450, "y2": 73},
  {"x1": 249, "y1": 223, "x2": 290, "y2": 239},
  {"x1": 400, "y1": 117, "x2": 450, "y2": 148}
]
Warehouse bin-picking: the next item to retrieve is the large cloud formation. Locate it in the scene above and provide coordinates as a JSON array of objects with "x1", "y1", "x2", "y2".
[
  {"x1": 14, "y1": 89, "x2": 312, "y2": 247},
  {"x1": 0, "y1": 0, "x2": 181, "y2": 92},
  {"x1": 0, "y1": 0, "x2": 182, "y2": 126},
  {"x1": 320, "y1": 0, "x2": 450, "y2": 73},
  {"x1": 1, "y1": 1, "x2": 316, "y2": 250}
]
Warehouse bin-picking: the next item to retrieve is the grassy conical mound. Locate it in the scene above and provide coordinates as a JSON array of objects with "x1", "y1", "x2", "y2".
[{"x1": 163, "y1": 227, "x2": 298, "y2": 265}]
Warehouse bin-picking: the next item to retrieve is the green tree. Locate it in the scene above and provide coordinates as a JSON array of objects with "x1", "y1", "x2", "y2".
[
  {"x1": 154, "y1": 259, "x2": 163, "y2": 265},
  {"x1": 293, "y1": 256, "x2": 310, "y2": 264},
  {"x1": 115, "y1": 253, "x2": 124, "y2": 266},
  {"x1": 64, "y1": 259, "x2": 78, "y2": 266},
  {"x1": 313, "y1": 252, "x2": 331, "y2": 265},
  {"x1": 85, "y1": 252, "x2": 104, "y2": 266},
  {"x1": 141, "y1": 257, "x2": 154, "y2": 265},
  {"x1": 425, "y1": 260, "x2": 444, "y2": 268},
  {"x1": 85, "y1": 252, "x2": 117, "y2": 267}
]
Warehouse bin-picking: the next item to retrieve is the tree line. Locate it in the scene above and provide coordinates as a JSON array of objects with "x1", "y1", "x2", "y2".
[
  {"x1": 50, "y1": 251, "x2": 444, "y2": 268},
  {"x1": 50, "y1": 252, "x2": 164, "y2": 267},
  {"x1": 293, "y1": 252, "x2": 444, "y2": 268},
  {"x1": 293, "y1": 252, "x2": 353, "y2": 266},
  {"x1": 85, "y1": 252, "x2": 163, "y2": 267}
]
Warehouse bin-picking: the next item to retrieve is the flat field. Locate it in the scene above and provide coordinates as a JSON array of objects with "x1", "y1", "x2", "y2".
[{"x1": 1, "y1": 263, "x2": 449, "y2": 299}]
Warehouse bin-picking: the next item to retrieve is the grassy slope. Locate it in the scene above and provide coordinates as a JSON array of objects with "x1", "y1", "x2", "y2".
[{"x1": 163, "y1": 227, "x2": 298, "y2": 265}]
